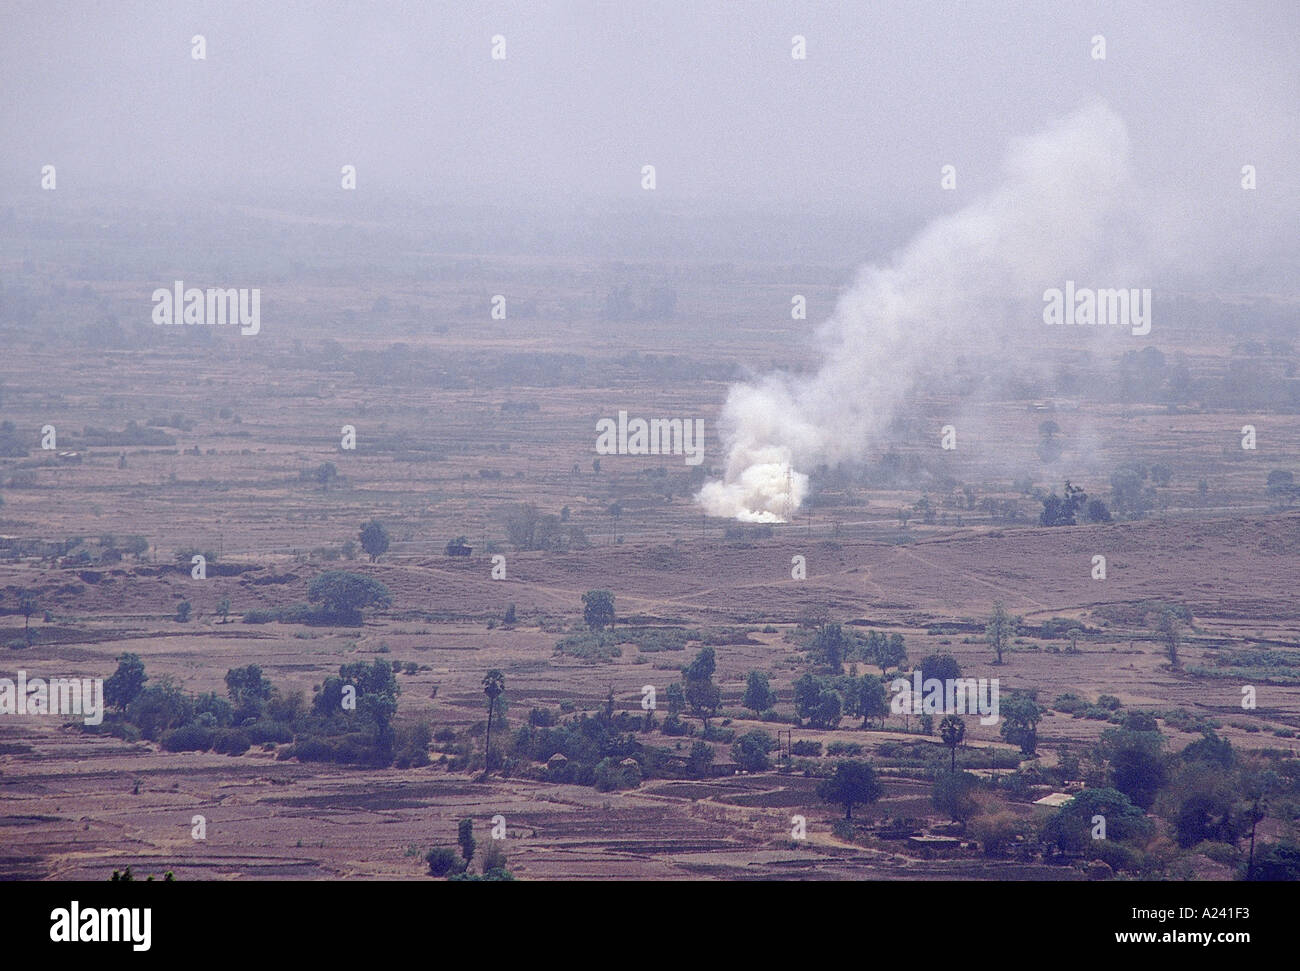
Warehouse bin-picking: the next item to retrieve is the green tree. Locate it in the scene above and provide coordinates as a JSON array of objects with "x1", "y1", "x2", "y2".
[
  {"x1": 216, "y1": 598, "x2": 231, "y2": 624},
  {"x1": 1101, "y1": 728, "x2": 1167, "y2": 811},
  {"x1": 1110, "y1": 466, "x2": 1154, "y2": 519},
  {"x1": 816, "y1": 760, "x2": 883, "y2": 820},
  {"x1": 939, "y1": 714, "x2": 966, "y2": 771},
  {"x1": 793, "y1": 673, "x2": 822, "y2": 725},
  {"x1": 1180, "y1": 728, "x2": 1235, "y2": 769},
  {"x1": 225, "y1": 664, "x2": 272, "y2": 721},
  {"x1": 458, "y1": 818, "x2": 476, "y2": 867},
  {"x1": 18, "y1": 591, "x2": 37, "y2": 637},
  {"x1": 127, "y1": 679, "x2": 193, "y2": 740},
  {"x1": 582, "y1": 589, "x2": 616, "y2": 630},
  {"x1": 307, "y1": 570, "x2": 393, "y2": 624},
  {"x1": 742, "y1": 670, "x2": 776, "y2": 716},
  {"x1": 313, "y1": 659, "x2": 400, "y2": 731},
  {"x1": 999, "y1": 694, "x2": 1041, "y2": 756},
  {"x1": 1039, "y1": 480, "x2": 1088, "y2": 526},
  {"x1": 684, "y1": 646, "x2": 716, "y2": 683},
  {"x1": 932, "y1": 770, "x2": 980, "y2": 825},
  {"x1": 1157, "y1": 607, "x2": 1183, "y2": 668},
  {"x1": 104, "y1": 652, "x2": 148, "y2": 711},
  {"x1": 810, "y1": 688, "x2": 843, "y2": 730},
  {"x1": 813, "y1": 622, "x2": 845, "y2": 671},
  {"x1": 687, "y1": 740, "x2": 714, "y2": 778},
  {"x1": 122, "y1": 535, "x2": 150, "y2": 559},
  {"x1": 359, "y1": 519, "x2": 390, "y2": 562},
  {"x1": 1043, "y1": 788, "x2": 1152, "y2": 856},
  {"x1": 175, "y1": 600, "x2": 192, "y2": 623},
  {"x1": 875, "y1": 633, "x2": 907, "y2": 673},
  {"x1": 1247, "y1": 841, "x2": 1300, "y2": 881},
  {"x1": 731, "y1": 730, "x2": 776, "y2": 772},
  {"x1": 682, "y1": 646, "x2": 720, "y2": 730},
  {"x1": 684, "y1": 679, "x2": 722, "y2": 731},
  {"x1": 665, "y1": 681, "x2": 685, "y2": 716},
  {"x1": 1167, "y1": 765, "x2": 1246, "y2": 848},
  {"x1": 426, "y1": 847, "x2": 461, "y2": 877},
  {"x1": 920, "y1": 653, "x2": 962, "y2": 683},
  {"x1": 857, "y1": 676, "x2": 888, "y2": 729},
  {"x1": 315, "y1": 462, "x2": 338, "y2": 490},
  {"x1": 985, "y1": 602, "x2": 1018, "y2": 665},
  {"x1": 503, "y1": 504, "x2": 541, "y2": 550},
  {"x1": 482, "y1": 670, "x2": 505, "y2": 775}
]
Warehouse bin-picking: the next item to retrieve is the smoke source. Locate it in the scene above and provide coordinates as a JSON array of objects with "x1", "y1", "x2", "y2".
[{"x1": 698, "y1": 102, "x2": 1142, "y2": 522}]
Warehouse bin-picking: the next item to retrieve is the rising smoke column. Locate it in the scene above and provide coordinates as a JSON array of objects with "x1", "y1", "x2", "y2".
[{"x1": 698, "y1": 102, "x2": 1141, "y2": 522}]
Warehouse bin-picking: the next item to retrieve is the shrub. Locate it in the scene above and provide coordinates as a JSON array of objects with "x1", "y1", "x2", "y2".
[
  {"x1": 790, "y1": 740, "x2": 822, "y2": 757},
  {"x1": 593, "y1": 756, "x2": 641, "y2": 791},
  {"x1": 970, "y1": 811, "x2": 1022, "y2": 857},
  {"x1": 394, "y1": 722, "x2": 432, "y2": 769},
  {"x1": 426, "y1": 847, "x2": 463, "y2": 877},
  {"x1": 731, "y1": 730, "x2": 776, "y2": 772},
  {"x1": 1052, "y1": 693, "x2": 1089, "y2": 715},
  {"x1": 245, "y1": 720, "x2": 293, "y2": 744},
  {"x1": 555, "y1": 631, "x2": 621, "y2": 661},
  {"x1": 481, "y1": 841, "x2": 508, "y2": 873},
  {"x1": 826, "y1": 741, "x2": 864, "y2": 756},
  {"x1": 211, "y1": 729, "x2": 251, "y2": 755},
  {"x1": 161, "y1": 723, "x2": 213, "y2": 752}
]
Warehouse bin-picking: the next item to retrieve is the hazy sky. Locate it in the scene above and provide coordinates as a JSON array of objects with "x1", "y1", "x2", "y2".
[{"x1": 2, "y1": 1, "x2": 1295, "y2": 217}]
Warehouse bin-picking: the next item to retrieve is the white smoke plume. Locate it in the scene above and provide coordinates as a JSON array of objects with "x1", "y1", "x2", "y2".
[{"x1": 698, "y1": 102, "x2": 1143, "y2": 522}]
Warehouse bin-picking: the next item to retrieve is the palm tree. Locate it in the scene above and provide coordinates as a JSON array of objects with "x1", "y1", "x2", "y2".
[
  {"x1": 939, "y1": 714, "x2": 966, "y2": 772},
  {"x1": 482, "y1": 670, "x2": 505, "y2": 776},
  {"x1": 19, "y1": 592, "x2": 36, "y2": 643}
]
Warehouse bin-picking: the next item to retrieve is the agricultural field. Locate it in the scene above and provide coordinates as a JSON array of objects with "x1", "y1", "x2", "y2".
[
  {"x1": 2, "y1": 3, "x2": 1298, "y2": 891},
  {"x1": 2, "y1": 210, "x2": 1298, "y2": 880}
]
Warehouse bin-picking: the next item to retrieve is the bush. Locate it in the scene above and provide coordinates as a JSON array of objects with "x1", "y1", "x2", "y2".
[
  {"x1": 211, "y1": 729, "x2": 251, "y2": 755},
  {"x1": 394, "y1": 722, "x2": 432, "y2": 769},
  {"x1": 1247, "y1": 841, "x2": 1300, "y2": 880},
  {"x1": 161, "y1": 723, "x2": 214, "y2": 752},
  {"x1": 245, "y1": 720, "x2": 293, "y2": 744},
  {"x1": 555, "y1": 631, "x2": 621, "y2": 662},
  {"x1": 593, "y1": 757, "x2": 640, "y2": 791},
  {"x1": 826, "y1": 741, "x2": 864, "y2": 756},
  {"x1": 426, "y1": 847, "x2": 463, "y2": 877},
  {"x1": 970, "y1": 812, "x2": 1022, "y2": 857},
  {"x1": 481, "y1": 841, "x2": 508, "y2": 873},
  {"x1": 731, "y1": 731, "x2": 776, "y2": 772},
  {"x1": 1052, "y1": 693, "x2": 1089, "y2": 715},
  {"x1": 528, "y1": 707, "x2": 557, "y2": 727},
  {"x1": 790, "y1": 740, "x2": 822, "y2": 757}
]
